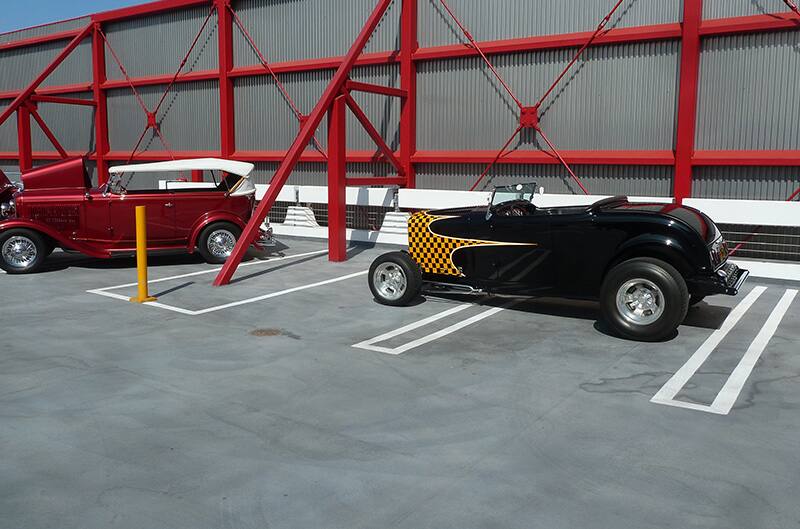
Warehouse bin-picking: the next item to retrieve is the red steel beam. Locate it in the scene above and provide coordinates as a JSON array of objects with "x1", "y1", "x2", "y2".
[
  {"x1": 214, "y1": 0, "x2": 395, "y2": 286},
  {"x1": 700, "y1": 12, "x2": 800, "y2": 36},
  {"x1": 692, "y1": 151, "x2": 800, "y2": 166},
  {"x1": 29, "y1": 95, "x2": 96, "y2": 106},
  {"x1": 0, "y1": 84, "x2": 93, "y2": 101},
  {"x1": 673, "y1": 0, "x2": 703, "y2": 204},
  {"x1": 0, "y1": 28, "x2": 84, "y2": 52},
  {"x1": 16, "y1": 107, "x2": 33, "y2": 172},
  {"x1": 345, "y1": 80, "x2": 407, "y2": 98},
  {"x1": 10, "y1": 149, "x2": 800, "y2": 169},
  {"x1": 91, "y1": 23, "x2": 111, "y2": 184},
  {"x1": 0, "y1": 24, "x2": 93, "y2": 127},
  {"x1": 328, "y1": 95, "x2": 348, "y2": 262},
  {"x1": 413, "y1": 150, "x2": 676, "y2": 166},
  {"x1": 400, "y1": 0, "x2": 418, "y2": 188},
  {"x1": 216, "y1": 0, "x2": 235, "y2": 158}
]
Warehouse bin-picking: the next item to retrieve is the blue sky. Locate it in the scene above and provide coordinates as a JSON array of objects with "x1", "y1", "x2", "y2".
[{"x1": 1, "y1": 0, "x2": 143, "y2": 34}]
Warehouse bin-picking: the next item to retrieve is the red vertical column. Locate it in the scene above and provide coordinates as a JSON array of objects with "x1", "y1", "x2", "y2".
[
  {"x1": 91, "y1": 22, "x2": 111, "y2": 184},
  {"x1": 399, "y1": 0, "x2": 418, "y2": 188},
  {"x1": 328, "y1": 94, "x2": 348, "y2": 262},
  {"x1": 674, "y1": 0, "x2": 703, "y2": 204},
  {"x1": 216, "y1": 0, "x2": 236, "y2": 158},
  {"x1": 17, "y1": 107, "x2": 33, "y2": 173}
]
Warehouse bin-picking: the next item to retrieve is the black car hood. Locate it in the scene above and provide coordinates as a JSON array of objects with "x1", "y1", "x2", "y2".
[
  {"x1": 427, "y1": 205, "x2": 487, "y2": 217},
  {"x1": 612, "y1": 203, "x2": 719, "y2": 244}
]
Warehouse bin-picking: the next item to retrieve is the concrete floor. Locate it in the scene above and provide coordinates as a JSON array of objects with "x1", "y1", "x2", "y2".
[{"x1": 1, "y1": 237, "x2": 798, "y2": 529}]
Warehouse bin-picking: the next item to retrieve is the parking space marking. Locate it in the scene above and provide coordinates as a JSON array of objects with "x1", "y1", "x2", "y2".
[
  {"x1": 652, "y1": 286, "x2": 797, "y2": 415},
  {"x1": 711, "y1": 289, "x2": 797, "y2": 414},
  {"x1": 87, "y1": 250, "x2": 368, "y2": 315},
  {"x1": 353, "y1": 302, "x2": 512, "y2": 355},
  {"x1": 90, "y1": 249, "x2": 328, "y2": 291}
]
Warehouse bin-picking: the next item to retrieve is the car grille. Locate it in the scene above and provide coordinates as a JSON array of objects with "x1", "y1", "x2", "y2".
[{"x1": 718, "y1": 262, "x2": 740, "y2": 288}]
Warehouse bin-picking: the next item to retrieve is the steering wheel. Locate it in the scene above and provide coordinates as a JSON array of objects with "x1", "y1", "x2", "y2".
[{"x1": 495, "y1": 200, "x2": 535, "y2": 217}]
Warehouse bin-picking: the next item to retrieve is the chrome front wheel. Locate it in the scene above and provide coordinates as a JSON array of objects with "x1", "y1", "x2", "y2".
[
  {"x1": 2, "y1": 235, "x2": 37, "y2": 269},
  {"x1": 368, "y1": 252, "x2": 423, "y2": 307},
  {"x1": 0, "y1": 229, "x2": 48, "y2": 274},
  {"x1": 373, "y1": 262, "x2": 408, "y2": 302}
]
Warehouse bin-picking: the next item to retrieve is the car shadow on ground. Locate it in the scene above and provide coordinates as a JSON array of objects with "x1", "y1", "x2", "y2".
[
  {"x1": 29, "y1": 241, "x2": 294, "y2": 274},
  {"x1": 426, "y1": 293, "x2": 733, "y2": 342}
]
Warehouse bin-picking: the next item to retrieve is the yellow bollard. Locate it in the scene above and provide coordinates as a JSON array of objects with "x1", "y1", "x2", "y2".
[{"x1": 129, "y1": 205, "x2": 158, "y2": 304}]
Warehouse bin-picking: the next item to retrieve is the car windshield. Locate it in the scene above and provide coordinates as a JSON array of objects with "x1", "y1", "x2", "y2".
[{"x1": 491, "y1": 183, "x2": 537, "y2": 208}]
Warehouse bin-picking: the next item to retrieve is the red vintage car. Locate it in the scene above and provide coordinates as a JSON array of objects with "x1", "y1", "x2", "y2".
[{"x1": 0, "y1": 157, "x2": 273, "y2": 274}]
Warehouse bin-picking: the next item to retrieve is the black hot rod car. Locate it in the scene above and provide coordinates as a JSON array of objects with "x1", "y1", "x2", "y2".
[{"x1": 368, "y1": 183, "x2": 749, "y2": 341}]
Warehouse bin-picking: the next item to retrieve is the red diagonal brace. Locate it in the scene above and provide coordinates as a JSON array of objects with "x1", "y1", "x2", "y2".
[
  {"x1": 25, "y1": 101, "x2": 68, "y2": 158},
  {"x1": 343, "y1": 92, "x2": 405, "y2": 175},
  {"x1": 214, "y1": 0, "x2": 395, "y2": 286}
]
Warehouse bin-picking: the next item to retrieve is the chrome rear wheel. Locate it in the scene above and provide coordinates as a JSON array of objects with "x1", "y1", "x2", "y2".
[
  {"x1": 615, "y1": 278, "x2": 665, "y2": 325},
  {"x1": 207, "y1": 229, "x2": 237, "y2": 259}
]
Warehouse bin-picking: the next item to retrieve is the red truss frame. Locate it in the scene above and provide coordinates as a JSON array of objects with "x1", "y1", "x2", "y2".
[{"x1": 1, "y1": 0, "x2": 799, "y2": 278}]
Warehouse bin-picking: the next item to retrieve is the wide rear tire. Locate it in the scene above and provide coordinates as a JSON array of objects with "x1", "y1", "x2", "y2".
[
  {"x1": 600, "y1": 257, "x2": 689, "y2": 342},
  {"x1": 0, "y1": 228, "x2": 48, "y2": 274},
  {"x1": 369, "y1": 251, "x2": 423, "y2": 307}
]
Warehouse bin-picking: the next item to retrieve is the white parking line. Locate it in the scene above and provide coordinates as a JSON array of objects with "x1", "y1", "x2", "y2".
[
  {"x1": 652, "y1": 287, "x2": 797, "y2": 415},
  {"x1": 354, "y1": 302, "x2": 511, "y2": 355},
  {"x1": 711, "y1": 289, "x2": 797, "y2": 414},
  {"x1": 87, "y1": 249, "x2": 368, "y2": 315}
]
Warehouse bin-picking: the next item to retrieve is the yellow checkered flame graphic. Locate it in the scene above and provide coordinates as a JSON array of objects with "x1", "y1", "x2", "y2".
[{"x1": 408, "y1": 211, "x2": 534, "y2": 277}]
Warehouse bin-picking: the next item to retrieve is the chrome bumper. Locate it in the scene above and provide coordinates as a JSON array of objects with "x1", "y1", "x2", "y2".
[{"x1": 688, "y1": 262, "x2": 749, "y2": 296}]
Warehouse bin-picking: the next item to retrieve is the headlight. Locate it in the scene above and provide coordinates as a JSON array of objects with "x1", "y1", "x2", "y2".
[
  {"x1": 0, "y1": 199, "x2": 14, "y2": 218},
  {"x1": 710, "y1": 236, "x2": 729, "y2": 268}
]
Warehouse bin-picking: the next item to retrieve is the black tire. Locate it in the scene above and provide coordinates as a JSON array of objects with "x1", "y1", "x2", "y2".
[
  {"x1": 197, "y1": 222, "x2": 242, "y2": 264},
  {"x1": 690, "y1": 294, "x2": 706, "y2": 307},
  {"x1": 368, "y1": 251, "x2": 423, "y2": 307},
  {"x1": 600, "y1": 257, "x2": 689, "y2": 342},
  {"x1": 0, "y1": 228, "x2": 49, "y2": 274}
]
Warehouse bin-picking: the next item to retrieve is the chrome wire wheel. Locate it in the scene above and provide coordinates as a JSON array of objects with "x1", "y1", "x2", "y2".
[
  {"x1": 615, "y1": 278, "x2": 665, "y2": 325},
  {"x1": 373, "y1": 262, "x2": 408, "y2": 302},
  {"x1": 2, "y1": 235, "x2": 37, "y2": 269},
  {"x1": 207, "y1": 229, "x2": 236, "y2": 259}
]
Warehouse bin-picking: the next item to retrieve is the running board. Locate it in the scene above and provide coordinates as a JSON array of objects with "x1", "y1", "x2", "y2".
[{"x1": 422, "y1": 282, "x2": 485, "y2": 295}]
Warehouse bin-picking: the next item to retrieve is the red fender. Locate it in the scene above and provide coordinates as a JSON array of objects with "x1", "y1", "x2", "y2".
[
  {"x1": 0, "y1": 219, "x2": 111, "y2": 259},
  {"x1": 187, "y1": 212, "x2": 247, "y2": 253}
]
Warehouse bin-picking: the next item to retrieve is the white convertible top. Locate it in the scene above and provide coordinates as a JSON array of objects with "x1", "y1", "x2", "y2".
[{"x1": 108, "y1": 158, "x2": 254, "y2": 178}]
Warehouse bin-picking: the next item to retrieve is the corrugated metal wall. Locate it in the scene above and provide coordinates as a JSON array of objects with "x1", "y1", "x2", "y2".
[
  {"x1": 103, "y1": 6, "x2": 219, "y2": 80},
  {"x1": 0, "y1": 38, "x2": 92, "y2": 92},
  {"x1": 419, "y1": 0, "x2": 682, "y2": 48},
  {"x1": 418, "y1": 41, "x2": 679, "y2": 152},
  {"x1": 107, "y1": 80, "x2": 221, "y2": 152},
  {"x1": 0, "y1": 0, "x2": 798, "y2": 247},
  {"x1": 233, "y1": 0, "x2": 401, "y2": 65},
  {"x1": 416, "y1": 163, "x2": 674, "y2": 196},
  {"x1": 702, "y1": 0, "x2": 795, "y2": 19}
]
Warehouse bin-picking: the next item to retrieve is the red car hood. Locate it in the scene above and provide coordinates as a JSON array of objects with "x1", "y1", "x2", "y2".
[{"x1": 0, "y1": 170, "x2": 17, "y2": 203}]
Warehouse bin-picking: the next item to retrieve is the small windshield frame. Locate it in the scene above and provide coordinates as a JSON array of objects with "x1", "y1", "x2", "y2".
[{"x1": 490, "y1": 183, "x2": 537, "y2": 208}]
